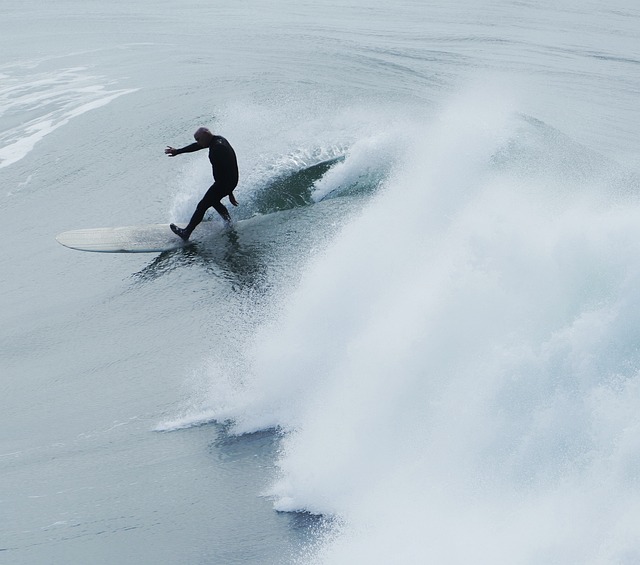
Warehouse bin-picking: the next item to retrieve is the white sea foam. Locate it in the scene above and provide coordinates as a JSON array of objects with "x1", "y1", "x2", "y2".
[
  {"x1": 153, "y1": 411, "x2": 219, "y2": 432},
  {"x1": 0, "y1": 65, "x2": 137, "y2": 169},
  {"x1": 183, "y1": 83, "x2": 640, "y2": 563},
  {"x1": 311, "y1": 131, "x2": 404, "y2": 202}
]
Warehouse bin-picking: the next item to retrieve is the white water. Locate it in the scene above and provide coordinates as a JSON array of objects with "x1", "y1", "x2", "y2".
[
  {"x1": 167, "y1": 84, "x2": 640, "y2": 562},
  {"x1": 0, "y1": 64, "x2": 136, "y2": 169}
]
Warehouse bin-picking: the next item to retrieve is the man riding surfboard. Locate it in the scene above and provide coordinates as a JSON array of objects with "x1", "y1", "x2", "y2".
[{"x1": 165, "y1": 127, "x2": 239, "y2": 241}]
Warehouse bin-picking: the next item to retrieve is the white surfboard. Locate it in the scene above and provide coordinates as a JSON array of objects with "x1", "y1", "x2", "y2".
[{"x1": 56, "y1": 224, "x2": 190, "y2": 253}]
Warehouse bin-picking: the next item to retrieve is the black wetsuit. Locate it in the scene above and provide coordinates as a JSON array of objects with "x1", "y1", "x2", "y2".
[{"x1": 177, "y1": 135, "x2": 239, "y2": 231}]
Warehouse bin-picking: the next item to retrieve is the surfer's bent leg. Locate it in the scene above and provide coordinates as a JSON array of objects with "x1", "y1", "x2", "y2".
[
  {"x1": 199, "y1": 182, "x2": 232, "y2": 224},
  {"x1": 211, "y1": 200, "x2": 231, "y2": 223}
]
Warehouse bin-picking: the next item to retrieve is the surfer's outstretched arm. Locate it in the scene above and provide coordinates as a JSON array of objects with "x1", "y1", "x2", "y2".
[{"x1": 165, "y1": 143, "x2": 203, "y2": 157}]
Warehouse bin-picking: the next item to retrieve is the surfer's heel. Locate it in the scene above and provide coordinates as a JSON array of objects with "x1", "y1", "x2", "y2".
[{"x1": 170, "y1": 223, "x2": 190, "y2": 241}]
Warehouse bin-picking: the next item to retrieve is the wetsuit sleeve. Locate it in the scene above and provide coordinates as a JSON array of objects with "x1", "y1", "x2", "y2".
[{"x1": 175, "y1": 143, "x2": 203, "y2": 154}]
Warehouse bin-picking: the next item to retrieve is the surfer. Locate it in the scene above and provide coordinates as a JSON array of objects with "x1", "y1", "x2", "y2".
[{"x1": 165, "y1": 127, "x2": 239, "y2": 240}]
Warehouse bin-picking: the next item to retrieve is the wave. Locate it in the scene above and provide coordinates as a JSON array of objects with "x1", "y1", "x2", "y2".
[
  {"x1": 161, "y1": 84, "x2": 640, "y2": 563},
  {"x1": 168, "y1": 137, "x2": 398, "y2": 224}
]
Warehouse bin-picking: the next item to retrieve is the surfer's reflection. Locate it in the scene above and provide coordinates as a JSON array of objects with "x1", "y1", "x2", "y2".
[{"x1": 132, "y1": 226, "x2": 268, "y2": 293}]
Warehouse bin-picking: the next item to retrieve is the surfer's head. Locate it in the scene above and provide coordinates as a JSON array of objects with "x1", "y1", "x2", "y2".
[{"x1": 194, "y1": 127, "x2": 213, "y2": 147}]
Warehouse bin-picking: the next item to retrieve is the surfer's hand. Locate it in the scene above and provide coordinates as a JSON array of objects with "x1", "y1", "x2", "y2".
[
  {"x1": 229, "y1": 193, "x2": 238, "y2": 207},
  {"x1": 165, "y1": 146, "x2": 178, "y2": 156}
]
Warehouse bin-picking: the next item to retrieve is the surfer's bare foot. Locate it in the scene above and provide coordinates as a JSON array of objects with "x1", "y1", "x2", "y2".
[{"x1": 170, "y1": 223, "x2": 190, "y2": 241}]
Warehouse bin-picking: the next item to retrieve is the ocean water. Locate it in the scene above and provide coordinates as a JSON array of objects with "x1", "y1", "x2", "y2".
[{"x1": 2, "y1": 0, "x2": 640, "y2": 563}]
